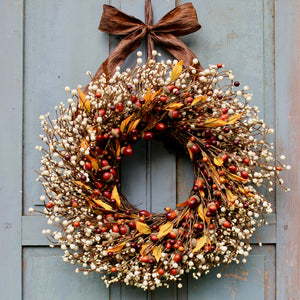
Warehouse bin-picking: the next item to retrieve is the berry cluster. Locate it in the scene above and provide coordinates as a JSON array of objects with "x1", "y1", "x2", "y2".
[{"x1": 32, "y1": 52, "x2": 289, "y2": 290}]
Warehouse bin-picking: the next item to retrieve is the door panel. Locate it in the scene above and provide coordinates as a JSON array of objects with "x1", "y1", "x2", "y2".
[{"x1": 3, "y1": 0, "x2": 298, "y2": 299}]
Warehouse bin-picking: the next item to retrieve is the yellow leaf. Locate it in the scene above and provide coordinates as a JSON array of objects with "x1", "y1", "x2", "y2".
[
  {"x1": 226, "y1": 172, "x2": 249, "y2": 182},
  {"x1": 151, "y1": 88, "x2": 162, "y2": 100},
  {"x1": 80, "y1": 139, "x2": 88, "y2": 150},
  {"x1": 226, "y1": 189, "x2": 237, "y2": 203},
  {"x1": 136, "y1": 221, "x2": 151, "y2": 234},
  {"x1": 192, "y1": 235, "x2": 208, "y2": 253},
  {"x1": 87, "y1": 155, "x2": 99, "y2": 171},
  {"x1": 157, "y1": 222, "x2": 173, "y2": 239},
  {"x1": 153, "y1": 245, "x2": 163, "y2": 262},
  {"x1": 73, "y1": 181, "x2": 92, "y2": 190},
  {"x1": 116, "y1": 140, "x2": 121, "y2": 156},
  {"x1": 78, "y1": 88, "x2": 91, "y2": 112},
  {"x1": 128, "y1": 118, "x2": 140, "y2": 132},
  {"x1": 144, "y1": 88, "x2": 152, "y2": 103},
  {"x1": 197, "y1": 205, "x2": 210, "y2": 223},
  {"x1": 140, "y1": 242, "x2": 153, "y2": 255},
  {"x1": 165, "y1": 102, "x2": 184, "y2": 111},
  {"x1": 203, "y1": 118, "x2": 228, "y2": 127},
  {"x1": 227, "y1": 113, "x2": 243, "y2": 125},
  {"x1": 188, "y1": 148, "x2": 193, "y2": 160},
  {"x1": 191, "y1": 96, "x2": 207, "y2": 106},
  {"x1": 93, "y1": 199, "x2": 113, "y2": 211},
  {"x1": 112, "y1": 185, "x2": 121, "y2": 208},
  {"x1": 170, "y1": 60, "x2": 183, "y2": 82},
  {"x1": 108, "y1": 242, "x2": 126, "y2": 253},
  {"x1": 120, "y1": 114, "x2": 134, "y2": 133},
  {"x1": 214, "y1": 157, "x2": 224, "y2": 167}
]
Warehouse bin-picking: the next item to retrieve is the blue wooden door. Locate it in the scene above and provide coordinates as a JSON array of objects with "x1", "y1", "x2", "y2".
[{"x1": 1, "y1": 0, "x2": 299, "y2": 299}]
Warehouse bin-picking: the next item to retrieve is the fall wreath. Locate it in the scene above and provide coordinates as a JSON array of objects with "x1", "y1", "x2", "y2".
[{"x1": 31, "y1": 1, "x2": 290, "y2": 291}]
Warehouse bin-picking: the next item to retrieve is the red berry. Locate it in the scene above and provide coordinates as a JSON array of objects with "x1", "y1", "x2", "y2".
[
  {"x1": 139, "y1": 210, "x2": 150, "y2": 218},
  {"x1": 166, "y1": 211, "x2": 177, "y2": 221},
  {"x1": 209, "y1": 223, "x2": 215, "y2": 230},
  {"x1": 228, "y1": 165, "x2": 237, "y2": 173},
  {"x1": 243, "y1": 158, "x2": 250, "y2": 164},
  {"x1": 95, "y1": 91, "x2": 102, "y2": 98},
  {"x1": 128, "y1": 221, "x2": 136, "y2": 229},
  {"x1": 159, "y1": 95, "x2": 168, "y2": 103},
  {"x1": 169, "y1": 231, "x2": 177, "y2": 239},
  {"x1": 112, "y1": 225, "x2": 119, "y2": 233},
  {"x1": 222, "y1": 154, "x2": 229, "y2": 162},
  {"x1": 101, "y1": 160, "x2": 109, "y2": 167},
  {"x1": 103, "y1": 172, "x2": 112, "y2": 181},
  {"x1": 220, "y1": 114, "x2": 229, "y2": 121},
  {"x1": 208, "y1": 204, "x2": 217, "y2": 214},
  {"x1": 174, "y1": 254, "x2": 182, "y2": 263},
  {"x1": 140, "y1": 256, "x2": 149, "y2": 263},
  {"x1": 223, "y1": 220, "x2": 231, "y2": 228},
  {"x1": 99, "y1": 109, "x2": 106, "y2": 116},
  {"x1": 116, "y1": 102, "x2": 124, "y2": 111},
  {"x1": 158, "y1": 268, "x2": 165, "y2": 275},
  {"x1": 198, "y1": 223, "x2": 204, "y2": 231},
  {"x1": 123, "y1": 146, "x2": 133, "y2": 157},
  {"x1": 221, "y1": 108, "x2": 228, "y2": 114},
  {"x1": 111, "y1": 266, "x2": 117, "y2": 273},
  {"x1": 186, "y1": 96, "x2": 194, "y2": 104},
  {"x1": 172, "y1": 110, "x2": 179, "y2": 118},
  {"x1": 169, "y1": 268, "x2": 177, "y2": 275},
  {"x1": 96, "y1": 135, "x2": 104, "y2": 143},
  {"x1": 119, "y1": 226, "x2": 127, "y2": 235},
  {"x1": 73, "y1": 221, "x2": 80, "y2": 227},
  {"x1": 167, "y1": 85, "x2": 175, "y2": 92},
  {"x1": 155, "y1": 123, "x2": 166, "y2": 131},
  {"x1": 166, "y1": 241, "x2": 172, "y2": 249},
  {"x1": 190, "y1": 144, "x2": 200, "y2": 154},
  {"x1": 46, "y1": 202, "x2": 53, "y2": 209},
  {"x1": 150, "y1": 234, "x2": 158, "y2": 242},
  {"x1": 217, "y1": 63, "x2": 223, "y2": 68},
  {"x1": 188, "y1": 197, "x2": 199, "y2": 208},
  {"x1": 241, "y1": 171, "x2": 249, "y2": 179},
  {"x1": 85, "y1": 161, "x2": 92, "y2": 171},
  {"x1": 143, "y1": 132, "x2": 155, "y2": 141},
  {"x1": 131, "y1": 95, "x2": 137, "y2": 102},
  {"x1": 102, "y1": 190, "x2": 111, "y2": 199}
]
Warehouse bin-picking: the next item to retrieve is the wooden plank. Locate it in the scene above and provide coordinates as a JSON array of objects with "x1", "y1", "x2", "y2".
[
  {"x1": 275, "y1": 1, "x2": 300, "y2": 299},
  {"x1": 23, "y1": 247, "x2": 109, "y2": 300},
  {"x1": 23, "y1": 0, "x2": 109, "y2": 211},
  {"x1": 0, "y1": 1, "x2": 23, "y2": 299}
]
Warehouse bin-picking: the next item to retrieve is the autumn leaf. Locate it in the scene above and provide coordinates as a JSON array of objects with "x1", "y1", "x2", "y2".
[
  {"x1": 226, "y1": 189, "x2": 237, "y2": 203},
  {"x1": 153, "y1": 245, "x2": 163, "y2": 262},
  {"x1": 157, "y1": 222, "x2": 173, "y2": 239},
  {"x1": 187, "y1": 148, "x2": 193, "y2": 160},
  {"x1": 150, "y1": 88, "x2": 161, "y2": 100},
  {"x1": 80, "y1": 138, "x2": 88, "y2": 150},
  {"x1": 116, "y1": 140, "x2": 121, "y2": 156},
  {"x1": 198, "y1": 204, "x2": 210, "y2": 223},
  {"x1": 143, "y1": 88, "x2": 152, "y2": 103},
  {"x1": 165, "y1": 102, "x2": 184, "y2": 111},
  {"x1": 87, "y1": 155, "x2": 99, "y2": 171},
  {"x1": 227, "y1": 113, "x2": 243, "y2": 125},
  {"x1": 128, "y1": 118, "x2": 140, "y2": 132},
  {"x1": 73, "y1": 181, "x2": 92, "y2": 190},
  {"x1": 213, "y1": 157, "x2": 224, "y2": 167},
  {"x1": 170, "y1": 60, "x2": 183, "y2": 81},
  {"x1": 140, "y1": 242, "x2": 153, "y2": 255},
  {"x1": 226, "y1": 172, "x2": 249, "y2": 182},
  {"x1": 136, "y1": 221, "x2": 151, "y2": 234},
  {"x1": 111, "y1": 185, "x2": 121, "y2": 208},
  {"x1": 176, "y1": 199, "x2": 189, "y2": 207},
  {"x1": 191, "y1": 95, "x2": 207, "y2": 106},
  {"x1": 203, "y1": 118, "x2": 228, "y2": 127},
  {"x1": 192, "y1": 235, "x2": 208, "y2": 253},
  {"x1": 108, "y1": 242, "x2": 126, "y2": 253},
  {"x1": 78, "y1": 88, "x2": 91, "y2": 112},
  {"x1": 120, "y1": 114, "x2": 134, "y2": 133},
  {"x1": 93, "y1": 199, "x2": 113, "y2": 211}
]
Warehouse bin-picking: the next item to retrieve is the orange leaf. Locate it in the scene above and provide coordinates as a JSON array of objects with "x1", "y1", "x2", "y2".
[
  {"x1": 80, "y1": 139, "x2": 88, "y2": 150},
  {"x1": 165, "y1": 102, "x2": 184, "y2": 111},
  {"x1": 120, "y1": 114, "x2": 134, "y2": 133},
  {"x1": 188, "y1": 148, "x2": 193, "y2": 160},
  {"x1": 192, "y1": 235, "x2": 208, "y2": 253},
  {"x1": 198, "y1": 204, "x2": 210, "y2": 223},
  {"x1": 87, "y1": 155, "x2": 99, "y2": 171},
  {"x1": 226, "y1": 172, "x2": 249, "y2": 182},
  {"x1": 108, "y1": 242, "x2": 126, "y2": 253},
  {"x1": 157, "y1": 222, "x2": 173, "y2": 239},
  {"x1": 140, "y1": 242, "x2": 153, "y2": 255},
  {"x1": 226, "y1": 189, "x2": 237, "y2": 203},
  {"x1": 78, "y1": 88, "x2": 91, "y2": 112},
  {"x1": 227, "y1": 113, "x2": 243, "y2": 125},
  {"x1": 213, "y1": 157, "x2": 224, "y2": 167},
  {"x1": 73, "y1": 181, "x2": 92, "y2": 190},
  {"x1": 136, "y1": 221, "x2": 151, "y2": 234},
  {"x1": 191, "y1": 96, "x2": 207, "y2": 106},
  {"x1": 111, "y1": 185, "x2": 121, "y2": 208},
  {"x1": 153, "y1": 245, "x2": 163, "y2": 262},
  {"x1": 203, "y1": 118, "x2": 228, "y2": 127},
  {"x1": 116, "y1": 140, "x2": 121, "y2": 156},
  {"x1": 144, "y1": 88, "x2": 152, "y2": 103},
  {"x1": 128, "y1": 118, "x2": 140, "y2": 132},
  {"x1": 176, "y1": 199, "x2": 189, "y2": 207},
  {"x1": 170, "y1": 60, "x2": 183, "y2": 81},
  {"x1": 151, "y1": 88, "x2": 162, "y2": 100},
  {"x1": 93, "y1": 199, "x2": 113, "y2": 211}
]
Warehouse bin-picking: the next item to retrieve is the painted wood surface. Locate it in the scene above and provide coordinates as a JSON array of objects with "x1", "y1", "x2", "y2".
[{"x1": 1, "y1": 0, "x2": 299, "y2": 299}]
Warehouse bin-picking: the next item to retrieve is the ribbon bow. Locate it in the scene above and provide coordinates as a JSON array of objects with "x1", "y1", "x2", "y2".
[{"x1": 93, "y1": 0, "x2": 203, "y2": 80}]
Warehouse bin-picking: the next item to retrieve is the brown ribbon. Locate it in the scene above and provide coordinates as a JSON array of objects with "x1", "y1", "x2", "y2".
[{"x1": 92, "y1": 0, "x2": 203, "y2": 81}]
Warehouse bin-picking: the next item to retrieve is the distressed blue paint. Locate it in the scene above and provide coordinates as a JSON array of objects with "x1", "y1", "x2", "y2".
[{"x1": 0, "y1": 1, "x2": 23, "y2": 299}]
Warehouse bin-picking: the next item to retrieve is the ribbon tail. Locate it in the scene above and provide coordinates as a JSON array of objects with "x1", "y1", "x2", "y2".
[
  {"x1": 92, "y1": 29, "x2": 146, "y2": 81},
  {"x1": 151, "y1": 32, "x2": 203, "y2": 71}
]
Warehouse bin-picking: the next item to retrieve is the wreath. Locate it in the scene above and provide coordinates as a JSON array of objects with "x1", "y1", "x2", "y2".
[{"x1": 30, "y1": 1, "x2": 290, "y2": 291}]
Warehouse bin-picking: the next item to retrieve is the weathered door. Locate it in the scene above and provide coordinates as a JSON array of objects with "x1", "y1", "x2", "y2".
[{"x1": 1, "y1": 0, "x2": 299, "y2": 299}]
